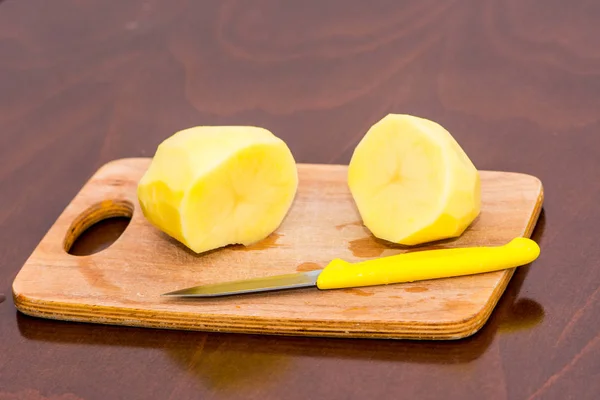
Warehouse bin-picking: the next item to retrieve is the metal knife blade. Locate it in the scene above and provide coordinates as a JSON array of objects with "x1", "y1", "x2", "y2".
[{"x1": 162, "y1": 269, "x2": 322, "y2": 298}]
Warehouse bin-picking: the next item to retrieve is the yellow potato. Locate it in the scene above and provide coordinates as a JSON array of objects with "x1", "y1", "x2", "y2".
[
  {"x1": 348, "y1": 114, "x2": 480, "y2": 245},
  {"x1": 137, "y1": 126, "x2": 298, "y2": 253}
]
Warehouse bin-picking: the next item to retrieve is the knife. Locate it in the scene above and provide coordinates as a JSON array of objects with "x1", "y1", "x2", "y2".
[{"x1": 161, "y1": 237, "x2": 540, "y2": 298}]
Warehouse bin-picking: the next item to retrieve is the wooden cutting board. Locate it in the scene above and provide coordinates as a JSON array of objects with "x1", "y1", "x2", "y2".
[{"x1": 12, "y1": 158, "x2": 543, "y2": 340}]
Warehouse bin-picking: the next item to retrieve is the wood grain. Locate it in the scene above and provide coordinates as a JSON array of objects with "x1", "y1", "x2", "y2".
[
  {"x1": 2, "y1": 1, "x2": 600, "y2": 399},
  {"x1": 12, "y1": 158, "x2": 542, "y2": 340}
]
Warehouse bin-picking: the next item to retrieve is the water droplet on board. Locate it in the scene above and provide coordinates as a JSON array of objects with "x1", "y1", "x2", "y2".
[
  {"x1": 231, "y1": 233, "x2": 283, "y2": 251},
  {"x1": 404, "y1": 286, "x2": 429, "y2": 293},
  {"x1": 296, "y1": 262, "x2": 322, "y2": 272},
  {"x1": 0, "y1": 294, "x2": 6, "y2": 304},
  {"x1": 348, "y1": 237, "x2": 387, "y2": 257},
  {"x1": 342, "y1": 288, "x2": 374, "y2": 297}
]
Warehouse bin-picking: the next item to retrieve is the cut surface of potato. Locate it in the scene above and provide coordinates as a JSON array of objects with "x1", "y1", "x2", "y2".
[
  {"x1": 137, "y1": 126, "x2": 298, "y2": 253},
  {"x1": 348, "y1": 114, "x2": 480, "y2": 245}
]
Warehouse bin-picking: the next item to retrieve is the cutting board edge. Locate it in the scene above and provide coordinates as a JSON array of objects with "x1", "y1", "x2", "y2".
[{"x1": 11, "y1": 283, "x2": 506, "y2": 340}]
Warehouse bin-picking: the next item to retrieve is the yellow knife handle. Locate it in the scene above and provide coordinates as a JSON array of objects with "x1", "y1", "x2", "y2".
[{"x1": 316, "y1": 237, "x2": 540, "y2": 290}]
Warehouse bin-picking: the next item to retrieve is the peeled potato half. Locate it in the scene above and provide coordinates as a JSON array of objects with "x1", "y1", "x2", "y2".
[
  {"x1": 348, "y1": 114, "x2": 481, "y2": 245},
  {"x1": 137, "y1": 126, "x2": 298, "y2": 254}
]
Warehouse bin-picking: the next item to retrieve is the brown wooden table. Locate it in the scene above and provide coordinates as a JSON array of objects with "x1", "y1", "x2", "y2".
[{"x1": 1, "y1": 1, "x2": 599, "y2": 399}]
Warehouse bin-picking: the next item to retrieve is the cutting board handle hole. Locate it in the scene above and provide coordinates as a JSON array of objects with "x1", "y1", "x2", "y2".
[{"x1": 64, "y1": 200, "x2": 134, "y2": 256}]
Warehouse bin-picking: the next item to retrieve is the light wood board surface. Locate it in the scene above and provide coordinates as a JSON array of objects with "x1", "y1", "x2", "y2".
[{"x1": 12, "y1": 158, "x2": 543, "y2": 340}]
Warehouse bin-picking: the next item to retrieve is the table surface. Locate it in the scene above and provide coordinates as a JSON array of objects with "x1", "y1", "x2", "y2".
[{"x1": 1, "y1": 1, "x2": 598, "y2": 399}]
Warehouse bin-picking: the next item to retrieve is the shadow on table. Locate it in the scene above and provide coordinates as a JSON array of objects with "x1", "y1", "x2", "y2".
[{"x1": 17, "y1": 211, "x2": 546, "y2": 387}]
